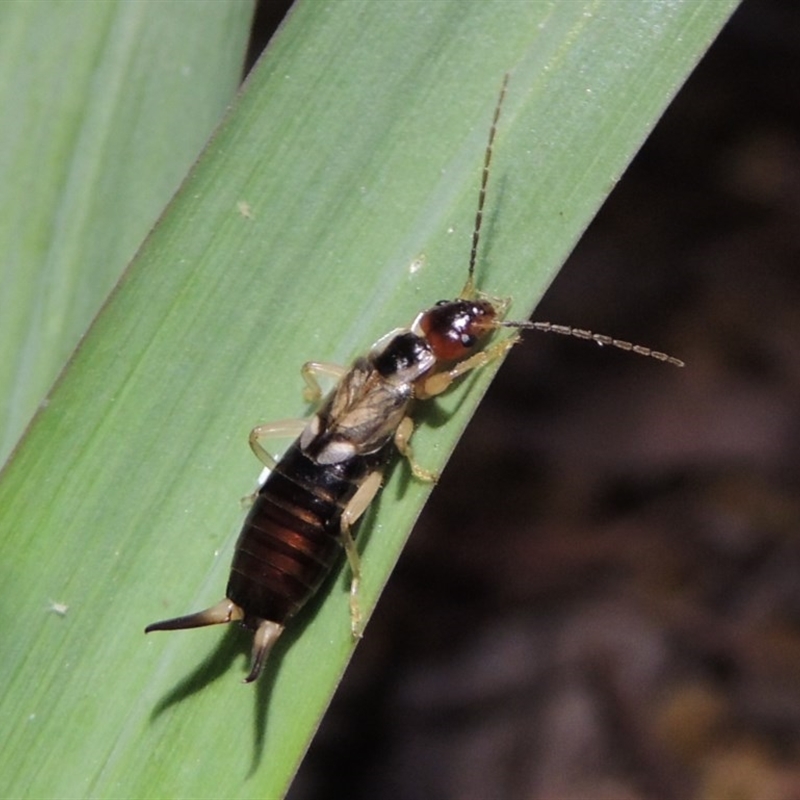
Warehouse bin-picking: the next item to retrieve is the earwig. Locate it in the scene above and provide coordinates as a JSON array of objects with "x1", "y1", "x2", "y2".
[{"x1": 146, "y1": 73, "x2": 682, "y2": 683}]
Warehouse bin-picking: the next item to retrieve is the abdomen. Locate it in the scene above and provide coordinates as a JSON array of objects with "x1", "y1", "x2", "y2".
[{"x1": 227, "y1": 440, "x2": 378, "y2": 626}]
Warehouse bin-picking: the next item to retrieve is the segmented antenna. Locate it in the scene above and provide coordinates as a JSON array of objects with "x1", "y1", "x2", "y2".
[
  {"x1": 463, "y1": 72, "x2": 510, "y2": 298},
  {"x1": 463, "y1": 75, "x2": 684, "y2": 369},
  {"x1": 500, "y1": 320, "x2": 685, "y2": 367}
]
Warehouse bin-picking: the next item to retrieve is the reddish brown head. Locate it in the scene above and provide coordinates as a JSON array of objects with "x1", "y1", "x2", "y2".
[{"x1": 414, "y1": 299, "x2": 499, "y2": 361}]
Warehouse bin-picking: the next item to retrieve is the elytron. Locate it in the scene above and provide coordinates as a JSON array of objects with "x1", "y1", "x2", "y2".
[{"x1": 146, "y1": 74, "x2": 682, "y2": 682}]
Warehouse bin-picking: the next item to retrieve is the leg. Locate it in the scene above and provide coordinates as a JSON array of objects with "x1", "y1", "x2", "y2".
[
  {"x1": 249, "y1": 419, "x2": 308, "y2": 468},
  {"x1": 394, "y1": 416, "x2": 438, "y2": 483},
  {"x1": 339, "y1": 470, "x2": 383, "y2": 638},
  {"x1": 418, "y1": 334, "x2": 519, "y2": 399},
  {"x1": 301, "y1": 361, "x2": 347, "y2": 404},
  {"x1": 248, "y1": 361, "x2": 347, "y2": 469}
]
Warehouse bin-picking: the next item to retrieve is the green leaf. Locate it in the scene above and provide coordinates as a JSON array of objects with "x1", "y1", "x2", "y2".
[
  {"x1": 0, "y1": 1, "x2": 253, "y2": 462},
  {"x1": 0, "y1": 1, "x2": 740, "y2": 798}
]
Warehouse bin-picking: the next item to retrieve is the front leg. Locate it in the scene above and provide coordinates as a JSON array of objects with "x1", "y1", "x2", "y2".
[
  {"x1": 399, "y1": 335, "x2": 519, "y2": 481},
  {"x1": 417, "y1": 334, "x2": 519, "y2": 399}
]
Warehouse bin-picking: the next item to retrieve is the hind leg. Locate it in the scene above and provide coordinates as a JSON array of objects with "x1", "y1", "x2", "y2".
[{"x1": 338, "y1": 469, "x2": 384, "y2": 638}]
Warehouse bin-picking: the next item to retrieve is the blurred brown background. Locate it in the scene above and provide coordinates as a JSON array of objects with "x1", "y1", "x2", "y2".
[{"x1": 253, "y1": 1, "x2": 800, "y2": 798}]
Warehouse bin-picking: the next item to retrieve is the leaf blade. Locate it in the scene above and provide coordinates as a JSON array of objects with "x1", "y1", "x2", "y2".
[{"x1": 0, "y1": 1, "x2": 740, "y2": 798}]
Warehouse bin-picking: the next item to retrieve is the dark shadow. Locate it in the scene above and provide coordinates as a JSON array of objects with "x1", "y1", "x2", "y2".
[
  {"x1": 148, "y1": 618, "x2": 287, "y2": 775},
  {"x1": 149, "y1": 625, "x2": 262, "y2": 719},
  {"x1": 475, "y1": 173, "x2": 508, "y2": 292},
  {"x1": 148, "y1": 472, "x2": 393, "y2": 774},
  {"x1": 248, "y1": 630, "x2": 290, "y2": 774},
  {"x1": 247, "y1": 497, "x2": 390, "y2": 772}
]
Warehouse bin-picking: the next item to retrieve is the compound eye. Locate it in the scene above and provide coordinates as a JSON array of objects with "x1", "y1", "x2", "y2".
[{"x1": 460, "y1": 333, "x2": 477, "y2": 348}]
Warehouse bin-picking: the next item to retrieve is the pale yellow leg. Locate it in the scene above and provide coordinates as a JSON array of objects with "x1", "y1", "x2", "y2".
[
  {"x1": 301, "y1": 361, "x2": 347, "y2": 404},
  {"x1": 242, "y1": 419, "x2": 309, "y2": 505},
  {"x1": 248, "y1": 359, "x2": 347, "y2": 468},
  {"x1": 394, "y1": 417, "x2": 438, "y2": 483},
  {"x1": 339, "y1": 469, "x2": 383, "y2": 638},
  {"x1": 418, "y1": 334, "x2": 519, "y2": 399},
  {"x1": 249, "y1": 418, "x2": 308, "y2": 468}
]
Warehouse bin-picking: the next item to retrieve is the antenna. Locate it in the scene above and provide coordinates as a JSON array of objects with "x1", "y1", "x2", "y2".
[
  {"x1": 462, "y1": 72, "x2": 509, "y2": 299},
  {"x1": 499, "y1": 320, "x2": 685, "y2": 367},
  {"x1": 462, "y1": 74, "x2": 684, "y2": 369}
]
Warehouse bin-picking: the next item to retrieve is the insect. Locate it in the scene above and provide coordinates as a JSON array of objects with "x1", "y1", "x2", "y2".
[{"x1": 145, "y1": 74, "x2": 682, "y2": 683}]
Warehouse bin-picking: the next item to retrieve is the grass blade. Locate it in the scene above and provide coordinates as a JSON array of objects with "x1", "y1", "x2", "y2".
[
  {"x1": 0, "y1": 1, "x2": 740, "y2": 797},
  {"x1": 0, "y1": 1, "x2": 253, "y2": 462}
]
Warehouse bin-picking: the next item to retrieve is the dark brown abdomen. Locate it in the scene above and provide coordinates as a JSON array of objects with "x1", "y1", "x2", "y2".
[{"x1": 226, "y1": 440, "x2": 379, "y2": 628}]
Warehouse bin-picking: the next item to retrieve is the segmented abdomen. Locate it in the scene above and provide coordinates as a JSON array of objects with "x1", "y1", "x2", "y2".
[{"x1": 226, "y1": 440, "x2": 381, "y2": 628}]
